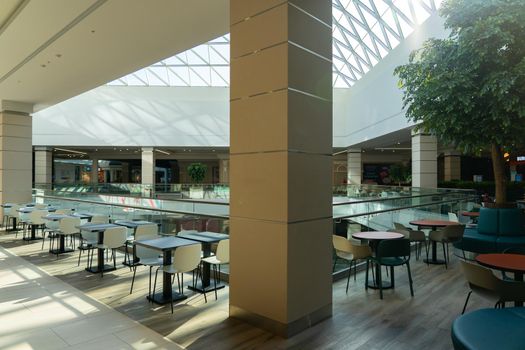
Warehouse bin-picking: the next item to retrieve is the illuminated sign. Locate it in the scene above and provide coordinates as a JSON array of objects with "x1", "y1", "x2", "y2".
[{"x1": 517, "y1": 156, "x2": 525, "y2": 161}]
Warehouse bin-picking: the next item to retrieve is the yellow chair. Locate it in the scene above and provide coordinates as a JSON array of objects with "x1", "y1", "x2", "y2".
[
  {"x1": 332, "y1": 235, "x2": 372, "y2": 293},
  {"x1": 428, "y1": 224, "x2": 465, "y2": 268},
  {"x1": 460, "y1": 261, "x2": 525, "y2": 314}
]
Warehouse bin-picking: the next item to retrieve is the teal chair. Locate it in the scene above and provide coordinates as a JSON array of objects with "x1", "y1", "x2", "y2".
[{"x1": 366, "y1": 238, "x2": 414, "y2": 299}]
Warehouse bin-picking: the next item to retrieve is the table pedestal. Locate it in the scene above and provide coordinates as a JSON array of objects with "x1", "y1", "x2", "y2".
[
  {"x1": 424, "y1": 241, "x2": 446, "y2": 265},
  {"x1": 23, "y1": 225, "x2": 42, "y2": 241},
  {"x1": 49, "y1": 235, "x2": 74, "y2": 255}
]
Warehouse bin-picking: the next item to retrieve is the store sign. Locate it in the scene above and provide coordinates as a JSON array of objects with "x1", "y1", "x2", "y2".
[{"x1": 517, "y1": 156, "x2": 525, "y2": 161}]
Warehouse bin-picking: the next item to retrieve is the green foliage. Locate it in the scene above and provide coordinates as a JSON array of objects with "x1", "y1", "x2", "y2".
[
  {"x1": 394, "y1": 0, "x2": 525, "y2": 154},
  {"x1": 187, "y1": 163, "x2": 207, "y2": 183},
  {"x1": 389, "y1": 163, "x2": 411, "y2": 185}
]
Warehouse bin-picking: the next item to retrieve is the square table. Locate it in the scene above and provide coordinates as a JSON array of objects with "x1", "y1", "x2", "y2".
[
  {"x1": 135, "y1": 236, "x2": 198, "y2": 304},
  {"x1": 18, "y1": 207, "x2": 56, "y2": 241},
  {"x1": 77, "y1": 223, "x2": 120, "y2": 273},
  {"x1": 177, "y1": 231, "x2": 229, "y2": 293},
  {"x1": 43, "y1": 214, "x2": 74, "y2": 255},
  {"x1": 114, "y1": 220, "x2": 158, "y2": 266}
]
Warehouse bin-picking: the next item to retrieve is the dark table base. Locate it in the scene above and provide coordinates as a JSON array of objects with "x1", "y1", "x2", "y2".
[
  {"x1": 424, "y1": 258, "x2": 446, "y2": 265},
  {"x1": 85, "y1": 265, "x2": 116, "y2": 274},
  {"x1": 188, "y1": 282, "x2": 225, "y2": 294},
  {"x1": 50, "y1": 248, "x2": 74, "y2": 255},
  {"x1": 367, "y1": 281, "x2": 393, "y2": 289},
  {"x1": 147, "y1": 291, "x2": 187, "y2": 305}
]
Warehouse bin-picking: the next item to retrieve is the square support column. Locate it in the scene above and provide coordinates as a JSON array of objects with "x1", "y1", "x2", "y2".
[
  {"x1": 412, "y1": 130, "x2": 437, "y2": 188},
  {"x1": 34, "y1": 147, "x2": 53, "y2": 189},
  {"x1": 0, "y1": 100, "x2": 33, "y2": 205},
  {"x1": 347, "y1": 148, "x2": 362, "y2": 185},
  {"x1": 141, "y1": 147, "x2": 155, "y2": 196},
  {"x1": 444, "y1": 151, "x2": 461, "y2": 181},
  {"x1": 229, "y1": 0, "x2": 333, "y2": 337}
]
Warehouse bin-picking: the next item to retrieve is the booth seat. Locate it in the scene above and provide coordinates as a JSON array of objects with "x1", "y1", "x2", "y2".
[
  {"x1": 451, "y1": 308, "x2": 525, "y2": 350},
  {"x1": 454, "y1": 208, "x2": 525, "y2": 253}
]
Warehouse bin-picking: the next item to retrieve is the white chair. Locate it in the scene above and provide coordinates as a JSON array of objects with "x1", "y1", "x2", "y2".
[
  {"x1": 77, "y1": 229, "x2": 99, "y2": 267},
  {"x1": 8, "y1": 205, "x2": 22, "y2": 236},
  {"x1": 125, "y1": 224, "x2": 158, "y2": 267},
  {"x1": 129, "y1": 232, "x2": 162, "y2": 298},
  {"x1": 91, "y1": 226, "x2": 127, "y2": 276},
  {"x1": 53, "y1": 217, "x2": 81, "y2": 258},
  {"x1": 90, "y1": 215, "x2": 109, "y2": 224},
  {"x1": 153, "y1": 244, "x2": 207, "y2": 313},
  {"x1": 34, "y1": 204, "x2": 48, "y2": 209},
  {"x1": 448, "y1": 212, "x2": 459, "y2": 223},
  {"x1": 25, "y1": 210, "x2": 47, "y2": 240},
  {"x1": 41, "y1": 216, "x2": 60, "y2": 250},
  {"x1": 2, "y1": 205, "x2": 11, "y2": 229},
  {"x1": 55, "y1": 208, "x2": 72, "y2": 215},
  {"x1": 201, "y1": 239, "x2": 230, "y2": 300}
]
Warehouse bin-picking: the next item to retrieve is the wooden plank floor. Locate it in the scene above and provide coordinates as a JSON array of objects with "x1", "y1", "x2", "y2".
[{"x1": 0, "y1": 230, "x2": 494, "y2": 350}]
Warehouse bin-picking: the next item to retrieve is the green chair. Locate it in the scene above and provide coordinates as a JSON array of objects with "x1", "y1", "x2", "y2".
[{"x1": 366, "y1": 238, "x2": 414, "y2": 299}]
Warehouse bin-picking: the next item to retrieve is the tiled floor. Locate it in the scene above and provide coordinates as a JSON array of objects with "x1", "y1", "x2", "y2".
[{"x1": 0, "y1": 246, "x2": 183, "y2": 350}]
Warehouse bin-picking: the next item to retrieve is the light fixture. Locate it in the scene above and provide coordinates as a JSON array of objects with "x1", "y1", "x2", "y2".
[
  {"x1": 54, "y1": 148, "x2": 87, "y2": 155},
  {"x1": 155, "y1": 149, "x2": 171, "y2": 155}
]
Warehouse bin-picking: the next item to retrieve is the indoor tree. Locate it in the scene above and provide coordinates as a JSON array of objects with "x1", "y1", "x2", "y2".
[
  {"x1": 187, "y1": 162, "x2": 207, "y2": 183},
  {"x1": 394, "y1": 0, "x2": 525, "y2": 205}
]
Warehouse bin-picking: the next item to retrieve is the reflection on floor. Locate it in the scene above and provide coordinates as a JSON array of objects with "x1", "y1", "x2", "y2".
[
  {"x1": 0, "y1": 244, "x2": 181, "y2": 349},
  {"x1": 0, "y1": 229, "x2": 494, "y2": 350}
]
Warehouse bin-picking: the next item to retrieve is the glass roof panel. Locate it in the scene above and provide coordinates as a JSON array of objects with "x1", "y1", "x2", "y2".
[{"x1": 108, "y1": 0, "x2": 440, "y2": 88}]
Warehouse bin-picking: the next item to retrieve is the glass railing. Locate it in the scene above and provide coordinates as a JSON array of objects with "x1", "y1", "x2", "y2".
[{"x1": 32, "y1": 184, "x2": 477, "y2": 278}]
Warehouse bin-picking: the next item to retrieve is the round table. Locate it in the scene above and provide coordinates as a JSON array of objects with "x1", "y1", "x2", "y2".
[
  {"x1": 409, "y1": 219, "x2": 459, "y2": 265},
  {"x1": 352, "y1": 231, "x2": 404, "y2": 289},
  {"x1": 476, "y1": 253, "x2": 525, "y2": 306},
  {"x1": 462, "y1": 211, "x2": 480, "y2": 223}
]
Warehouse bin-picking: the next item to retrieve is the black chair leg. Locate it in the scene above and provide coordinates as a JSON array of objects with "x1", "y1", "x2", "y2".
[
  {"x1": 442, "y1": 242, "x2": 448, "y2": 269},
  {"x1": 406, "y1": 261, "x2": 414, "y2": 297},
  {"x1": 462, "y1": 291, "x2": 472, "y2": 314},
  {"x1": 378, "y1": 262, "x2": 383, "y2": 299},
  {"x1": 152, "y1": 268, "x2": 159, "y2": 301},
  {"x1": 333, "y1": 257, "x2": 338, "y2": 272},
  {"x1": 346, "y1": 261, "x2": 352, "y2": 293},
  {"x1": 213, "y1": 265, "x2": 218, "y2": 300},
  {"x1": 390, "y1": 266, "x2": 394, "y2": 288},
  {"x1": 130, "y1": 266, "x2": 137, "y2": 294},
  {"x1": 199, "y1": 267, "x2": 208, "y2": 303},
  {"x1": 148, "y1": 266, "x2": 153, "y2": 300},
  {"x1": 365, "y1": 260, "x2": 369, "y2": 290}
]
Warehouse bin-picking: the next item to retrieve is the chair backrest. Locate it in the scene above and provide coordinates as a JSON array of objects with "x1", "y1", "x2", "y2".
[
  {"x1": 215, "y1": 239, "x2": 230, "y2": 264},
  {"x1": 102, "y1": 226, "x2": 128, "y2": 249},
  {"x1": 173, "y1": 244, "x2": 202, "y2": 273},
  {"x1": 393, "y1": 222, "x2": 408, "y2": 231},
  {"x1": 9, "y1": 205, "x2": 21, "y2": 219},
  {"x1": 29, "y1": 210, "x2": 48, "y2": 225},
  {"x1": 55, "y1": 209, "x2": 72, "y2": 215},
  {"x1": 332, "y1": 235, "x2": 352, "y2": 254},
  {"x1": 444, "y1": 224, "x2": 465, "y2": 241},
  {"x1": 448, "y1": 212, "x2": 459, "y2": 222},
  {"x1": 3, "y1": 206, "x2": 10, "y2": 216},
  {"x1": 59, "y1": 217, "x2": 81, "y2": 235},
  {"x1": 135, "y1": 234, "x2": 161, "y2": 260},
  {"x1": 177, "y1": 229, "x2": 198, "y2": 236},
  {"x1": 135, "y1": 224, "x2": 158, "y2": 239},
  {"x1": 81, "y1": 230, "x2": 98, "y2": 243},
  {"x1": 377, "y1": 238, "x2": 410, "y2": 259},
  {"x1": 460, "y1": 261, "x2": 500, "y2": 293},
  {"x1": 34, "y1": 204, "x2": 48, "y2": 209},
  {"x1": 90, "y1": 215, "x2": 109, "y2": 224}
]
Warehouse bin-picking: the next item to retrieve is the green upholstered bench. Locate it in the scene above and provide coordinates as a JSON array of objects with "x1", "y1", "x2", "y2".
[
  {"x1": 451, "y1": 308, "x2": 525, "y2": 350},
  {"x1": 454, "y1": 208, "x2": 525, "y2": 253}
]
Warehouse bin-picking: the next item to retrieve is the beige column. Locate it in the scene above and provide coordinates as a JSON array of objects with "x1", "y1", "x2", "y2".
[
  {"x1": 219, "y1": 158, "x2": 229, "y2": 184},
  {"x1": 412, "y1": 129, "x2": 437, "y2": 188},
  {"x1": 443, "y1": 151, "x2": 461, "y2": 181},
  {"x1": 34, "y1": 146, "x2": 53, "y2": 189},
  {"x1": 347, "y1": 148, "x2": 362, "y2": 185},
  {"x1": 91, "y1": 158, "x2": 98, "y2": 191},
  {"x1": 141, "y1": 147, "x2": 155, "y2": 196},
  {"x1": 0, "y1": 100, "x2": 33, "y2": 205},
  {"x1": 230, "y1": 0, "x2": 333, "y2": 337}
]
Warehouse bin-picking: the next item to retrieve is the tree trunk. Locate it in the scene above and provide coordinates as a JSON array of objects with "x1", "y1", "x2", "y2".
[{"x1": 491, "y1": 143, "x2": 507, "y2": 204}]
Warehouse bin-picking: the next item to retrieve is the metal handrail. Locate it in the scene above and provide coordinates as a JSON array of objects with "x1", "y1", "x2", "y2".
[
  {"x1": 332, "y1": 191, "x2": 475, "y2": 206},
  {"x1": 334, "y1": 195, "x2": 478, "y2": 220},
  {"x1": 33, "y1": 194, "x2": 229, "y2": 219}
]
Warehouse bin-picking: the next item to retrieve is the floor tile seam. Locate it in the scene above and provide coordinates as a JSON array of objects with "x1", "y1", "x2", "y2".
[{"x1": 0, "y1": 244, "x2": 183, "y2": 348}]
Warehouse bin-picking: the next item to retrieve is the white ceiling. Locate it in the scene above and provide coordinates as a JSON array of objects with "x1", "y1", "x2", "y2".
[{"x1": 0, "y1": 0, "x2": 228, "y2": 110}]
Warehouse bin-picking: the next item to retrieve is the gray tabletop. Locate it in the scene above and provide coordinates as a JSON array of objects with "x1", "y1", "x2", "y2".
[
  {"x1": 178, "y1": 231, "x2": 229, "y2": 243},
  {"x1": 43, "y1": 214, "x2": 69, "y2": 221},
  {"x1": 18, "y1": 207, "x2": 56, "y2": 213},
  {"x1": 114, "y1": 220, "x2": 157, "y2": 228},
  {"x1": 77, "y1": 223, "x2": 119, "y2": 232},
  {"x1": 135, "y1": 236, "x2": 197, "y2": 251}
]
